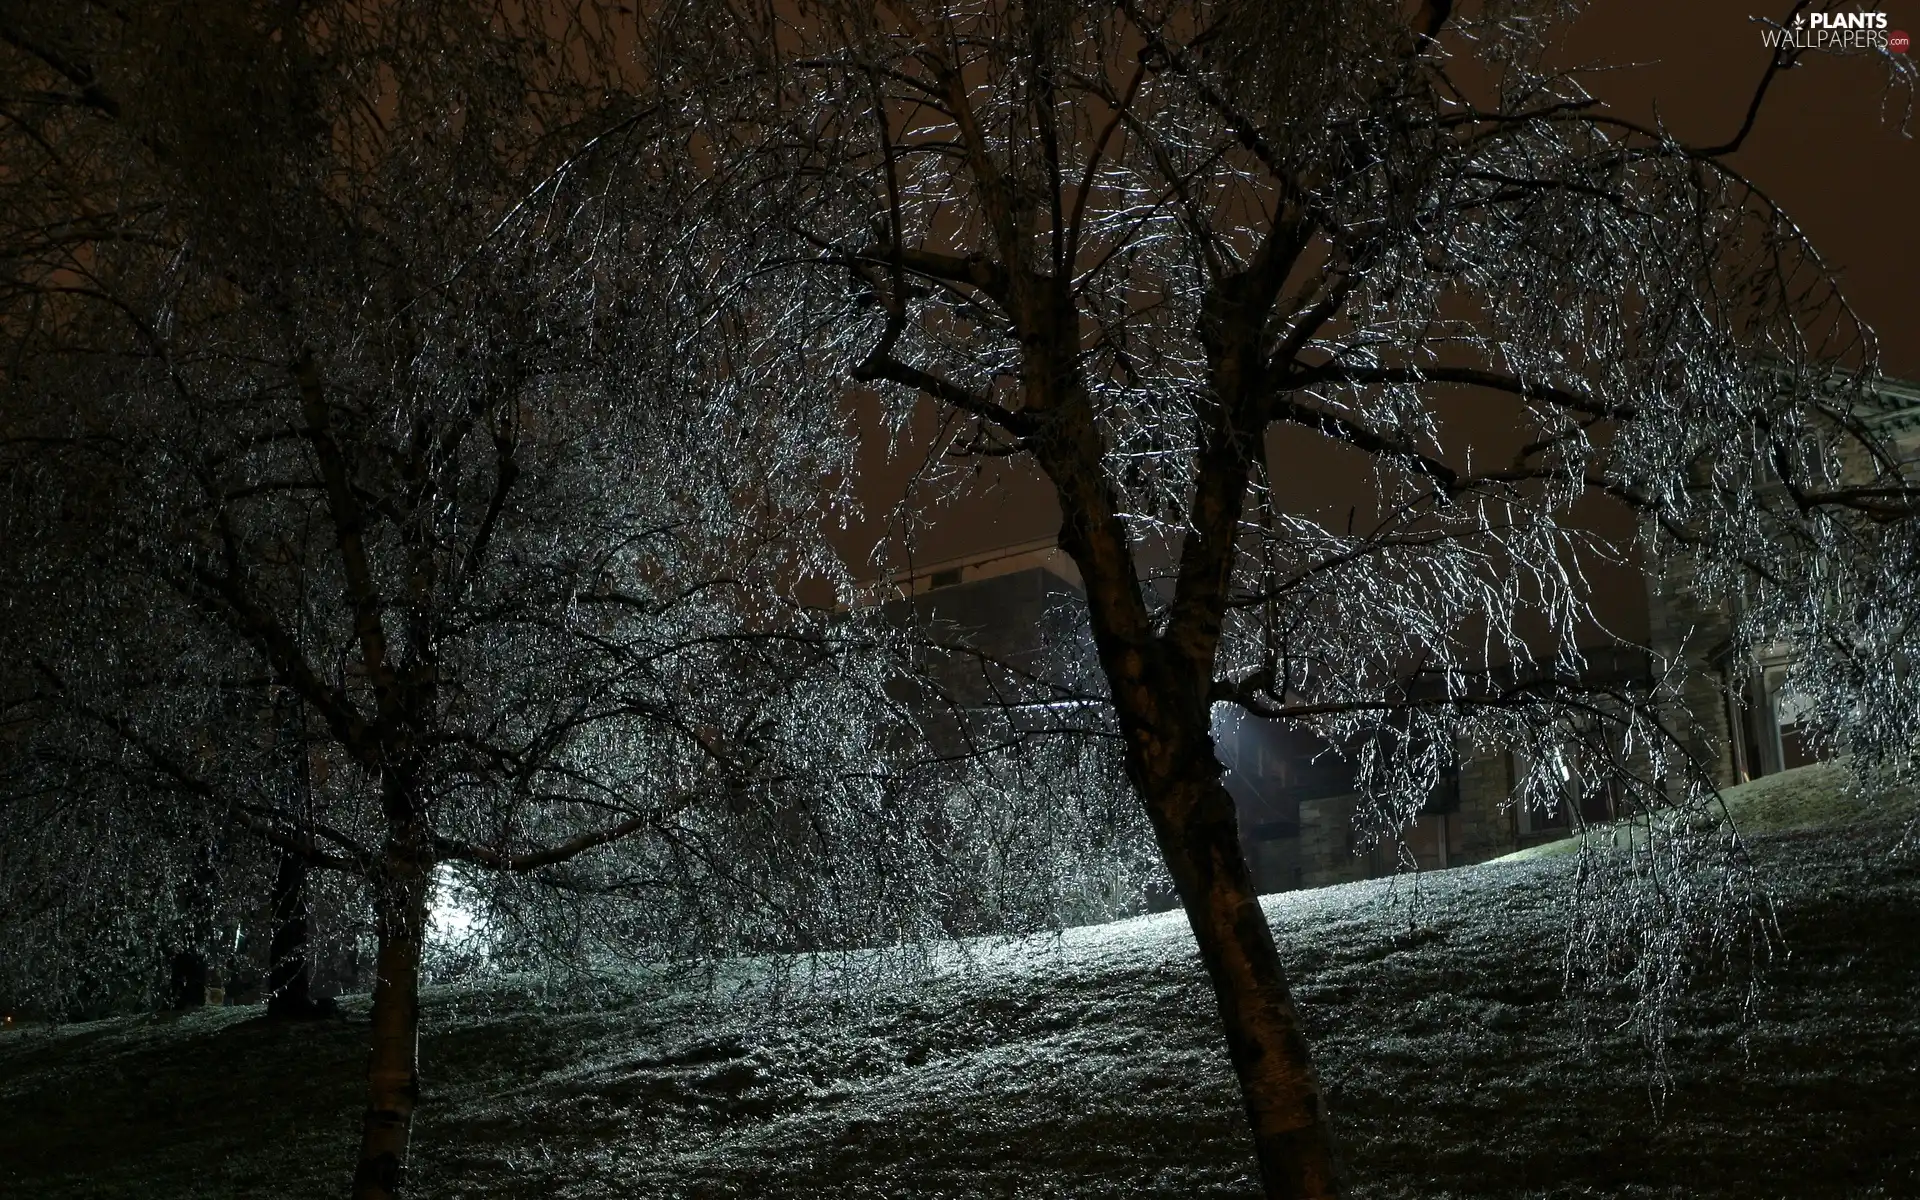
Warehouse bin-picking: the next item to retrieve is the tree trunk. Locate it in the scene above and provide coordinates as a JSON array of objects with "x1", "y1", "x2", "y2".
[
  {"x1": 351, "y1": 852, "x2": 429, "y2": 1200},
  {"x1": 1146, "y1": 757, "x2": 1342, "y2": 1198},
  {"x1": 166, "y1": 949, "x2": 208, "y2": 1010},
  {"x1": 166, "y1": 835, "x2": 220, "y2": 1009},
  {"x1": 998, "y1": 254, "x2": 1337, "y2": 1195},
  {"x1": 1044, "y1": 446, "x2": 1342, "y2": 1197},
  {"x1": 265, "y1": 846, "x2": 333, "y2": 1019}
]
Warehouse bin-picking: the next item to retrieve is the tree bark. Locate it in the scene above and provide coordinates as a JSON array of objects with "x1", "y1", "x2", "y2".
[
  {"x1": 265, "y1": 846, "x2": 334, "y2": 1019},
  {"x1": 167, "y1": 835, "x2": 221, "y2": 1009},
  {"x1": 166, "y1": 949, "x2": 208, "y2": 1010},
  {"x1": 1146, "y1": 751, "x2": 1342, "y2": 1198},
  {"x1": 351, "y1": 849, "x2": 429, "y2": 1200},
  {"x1": 1061, "y1": 547, "x2": 1345, "y2": 1199},
  {"x1": 1037, "y1": 386, "x2": 1342, "y2": 1198}
]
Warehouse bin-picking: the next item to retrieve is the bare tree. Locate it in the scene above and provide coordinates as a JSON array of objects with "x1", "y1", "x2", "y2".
[
  {"x1": 0, "y1": 4, "x2": 1166, "y2": 1192},
  {"x1": 651, "y1": 2, "x2": 1920, "y2": 1195},
  {"x1": 0, "y1": 2, "x2": 951, "y2": 1194}
]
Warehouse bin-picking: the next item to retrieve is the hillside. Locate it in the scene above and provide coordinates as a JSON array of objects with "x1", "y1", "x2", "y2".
[
  {"x1": 2, "y1": 768, "x2": 1915, "y2": 1199},
  {"x1": 1495, "y1": 759, "x2": 1920, "y2": 863}
]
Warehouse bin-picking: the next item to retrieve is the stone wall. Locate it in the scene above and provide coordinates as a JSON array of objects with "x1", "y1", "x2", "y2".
[
  {"x1": 1291, "y1": 749, "x2": 1530, "y2": 888},
  {"x1": 1297, "y1": 793, "x2": 1368, "y2": 888},
  {"x1": 1644, "y1": 549, "x2": 1741, "y2": 788},
  {"x1": 1453, "y1": 750, "x2": 1517, "y2": 862}
]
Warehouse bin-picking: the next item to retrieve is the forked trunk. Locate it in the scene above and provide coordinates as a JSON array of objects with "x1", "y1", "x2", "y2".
[
  {"x1": 1046, "y1": 438, "x2": 1341, "y2": 1196},
  {"x1": 1145, "y1": 764, "x2": 1342, "y2": 1199},
  {"x1": 351, "y1": 855, "x2": 429, "y2": 1200}
]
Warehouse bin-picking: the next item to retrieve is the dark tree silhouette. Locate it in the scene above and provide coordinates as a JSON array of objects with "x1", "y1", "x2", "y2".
[
  {"x1": 0, "y1": 5, "x2": 1158, "y2": 1192},
  {"x1": 0, "y1": 3, "x2": 951, "y2": 1194},
  {"x1": 645, "y1": 2, "x2": 1920, "y2": 1195}
]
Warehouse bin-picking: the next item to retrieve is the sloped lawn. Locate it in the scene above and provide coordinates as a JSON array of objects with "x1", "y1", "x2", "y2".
[{"x1": 4, "y1": 767, "x2": 1915, "y2": 1198}]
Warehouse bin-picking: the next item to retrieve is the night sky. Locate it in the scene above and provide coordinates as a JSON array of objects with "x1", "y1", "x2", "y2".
[{"x1": 842, "y1": 0, "x2": 1919, "y2": 604}]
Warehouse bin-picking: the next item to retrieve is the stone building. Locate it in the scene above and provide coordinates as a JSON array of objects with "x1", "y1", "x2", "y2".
[
  {"x1": 1267, "y1": 649, "x2": 1656, "y2": 890},
  {"x1": 1645, "y1": 375, "x2": 1920, "y2": 790},
  {"x1": 872, "y1": 537, "x2": 1092, "y2": 705},
  {"x1": 873, "y1": 538, "x2": 1645, "y2": 892},
  {"x1": 873, "y1": 378, "x2": 1920, "y2": 894}
]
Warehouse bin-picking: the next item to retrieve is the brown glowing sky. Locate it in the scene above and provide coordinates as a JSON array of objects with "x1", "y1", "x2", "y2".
[{"x1": 840, "y1": 2, "x2": 1918, "y2": 604}]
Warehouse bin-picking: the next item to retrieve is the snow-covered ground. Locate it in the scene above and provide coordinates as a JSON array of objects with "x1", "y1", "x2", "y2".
[{"x1": 3, "y1": 765, "x2": 1916, "y2": 1198}]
